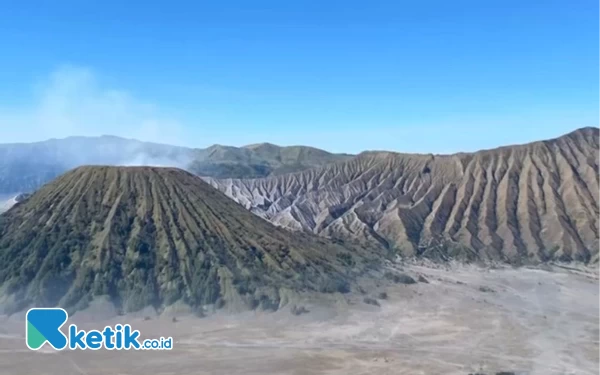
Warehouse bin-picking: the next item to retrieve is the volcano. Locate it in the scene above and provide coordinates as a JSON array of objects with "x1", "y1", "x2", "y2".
[{"x1": 0, "y1": 166, "x2": 381, "y2": 314}]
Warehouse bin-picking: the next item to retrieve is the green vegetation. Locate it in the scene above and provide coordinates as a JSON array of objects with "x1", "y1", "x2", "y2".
[
  {"x1": 0, "y1": 166, "x2": 381, "y2": 314},
  {"x1": 188, "y1": 143, "x2": 352, "y2": 178}
]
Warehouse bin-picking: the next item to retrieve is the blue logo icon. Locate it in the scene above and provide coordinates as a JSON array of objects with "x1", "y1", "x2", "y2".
[
  {"x1": 26, "y1": 308, "x2": 68, "y2": 350},
  {"x1": 25, "y1": 307, "x2": 173, "y2": 351}
]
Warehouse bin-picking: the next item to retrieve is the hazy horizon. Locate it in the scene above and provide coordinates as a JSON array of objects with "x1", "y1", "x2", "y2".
[{"x1": 0, "y1": 126, "x2": 594, "y2": 156}]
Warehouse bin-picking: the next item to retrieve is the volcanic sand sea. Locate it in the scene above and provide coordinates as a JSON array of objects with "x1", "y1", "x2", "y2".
[{"x1": 0, "y1": 263, "x2": 597, "y2": 375}]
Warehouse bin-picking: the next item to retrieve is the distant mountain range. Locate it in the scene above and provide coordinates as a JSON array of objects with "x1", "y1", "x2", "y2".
[
  {"x1": 0, "y1": 135, "x2": 351, "y2": 195},
  {"x1": 206, "y1": 127, "x2": 600, "y2": 263}
]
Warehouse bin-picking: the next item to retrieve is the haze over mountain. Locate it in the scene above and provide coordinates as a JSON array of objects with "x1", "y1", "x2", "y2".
[
  {"x1": 0, "y1": 166, "x2": 381, "y2": 315},
  {"x1": 206, "y1": 127, "x2": 600, "y2": 264},
  {"x1": 0, "y1": 193, "x2": 29, "y2": 214},
  {"x1": 0, "y1": 136, "x2": 351, "y2": 196}
]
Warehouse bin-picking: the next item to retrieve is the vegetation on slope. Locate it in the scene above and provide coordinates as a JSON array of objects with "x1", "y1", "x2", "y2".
[{"x1": 0, "y1": 166, "x2": 381, "y2": 315}]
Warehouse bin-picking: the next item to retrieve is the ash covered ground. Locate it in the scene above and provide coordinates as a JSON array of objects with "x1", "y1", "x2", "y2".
[{"x1": 0, "y1": 262, "x2": 597, "y2": 375}]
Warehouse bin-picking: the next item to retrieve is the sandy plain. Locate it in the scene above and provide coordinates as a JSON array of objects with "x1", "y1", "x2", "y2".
[{"x1": 0, "y1": 262, "x2": 597, "y2": 375}]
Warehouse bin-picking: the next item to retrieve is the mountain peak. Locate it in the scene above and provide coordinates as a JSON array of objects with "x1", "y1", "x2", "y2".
[
  {"x1": 561, "y1": 126, "x2": 599, "y2": 141},
  {"x1": 243, "y1": 142, "x2": 280, "y2": 149}
]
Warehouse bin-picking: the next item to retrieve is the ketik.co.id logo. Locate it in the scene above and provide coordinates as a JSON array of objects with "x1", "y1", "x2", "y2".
[{"x1": 26, "y1": 308, "x2": 173, "y2": 351}]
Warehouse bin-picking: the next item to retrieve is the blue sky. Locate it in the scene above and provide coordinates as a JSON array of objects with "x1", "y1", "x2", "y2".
[{"x1": 0, "y1": 0, "x2": 597, "y2": 153}]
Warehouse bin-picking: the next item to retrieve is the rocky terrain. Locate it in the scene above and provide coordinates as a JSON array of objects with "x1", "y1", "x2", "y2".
[
  {"x1": 0, "y1": 136, "x2": 350, "y2": 194},
  {"x1": 0, "y1": 166, "x2": 382, "y2": 315},
  {"x1": 205, "y1": 127, "x2": 600, "y2": 264}
]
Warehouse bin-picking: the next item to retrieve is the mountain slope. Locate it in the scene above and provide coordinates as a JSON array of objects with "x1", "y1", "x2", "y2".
[
  {"x1": 188, "y1": 142, "x2": 352, "y2": 179},
  {"x1": 0, "y1": 166, "x2": 381, "y2": 314},
  {"x1": 206, "y1": 127, "x2": 600, "y2": 263},
  {"x1": 0, "y1": 136, "x2": 351, "y2": 194}
]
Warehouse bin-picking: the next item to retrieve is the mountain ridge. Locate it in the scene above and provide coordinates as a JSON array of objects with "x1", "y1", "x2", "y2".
[
  {"x1": 205, "y1": 127, "x2": 599, "y2": 263},
  {"x1": 0, "y1": 136, "x2": 351, "y2": 194},
  {"x1": 350, "y1": 127, "x2": 598, "y2": 157}
]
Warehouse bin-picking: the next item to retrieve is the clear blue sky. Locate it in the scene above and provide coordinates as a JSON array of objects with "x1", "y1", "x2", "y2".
[{"x1": 0, "y1": 0, "x2": 597, "y2": 153}]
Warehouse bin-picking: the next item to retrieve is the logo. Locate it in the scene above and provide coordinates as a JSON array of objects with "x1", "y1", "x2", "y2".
[
  {"x1": 26, "y1": 308, "x2": 173, "y2": 351},
  {"x1": 26, "y1": 308, "x2": 68, "y2": 350}
]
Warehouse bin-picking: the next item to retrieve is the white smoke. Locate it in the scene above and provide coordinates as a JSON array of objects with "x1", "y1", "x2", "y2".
[
  {"x1": 0, "y1": 65, "x2": 199, "y2": 173},
  {"x1": 0, "y1": 65, "x2": 189, "y2": 147},
  {"x1": 0, "y1": 194, "x2": 22, "y2": 213}
]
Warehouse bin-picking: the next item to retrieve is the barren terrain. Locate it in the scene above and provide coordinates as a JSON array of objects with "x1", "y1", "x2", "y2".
[
  {"x1": 207, "y1": 127, "x2": 599, "y2": 263},
  {"x1": 0, "y1": 262, "x2": 596, "y2": 375}
]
